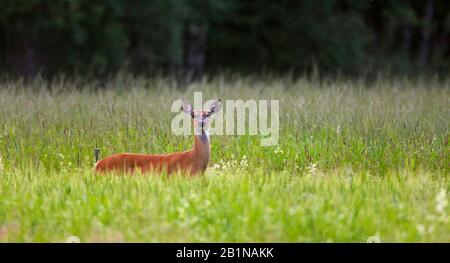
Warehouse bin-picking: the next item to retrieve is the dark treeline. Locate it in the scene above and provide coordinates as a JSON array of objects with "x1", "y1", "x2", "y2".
[{"x1": 0, "y1": 0, "x2": 449, "y2": 79}]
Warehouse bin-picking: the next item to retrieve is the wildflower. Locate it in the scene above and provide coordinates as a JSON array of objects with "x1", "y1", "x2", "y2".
[
  {"x1": 66, "y1": 236, "x2": 81, "y2": 243},
  {"x1": 214, "y1": 156, "x2": 249, "y2": 172},
  {"x1": 0, "y1": 154, "x2": 4, "y2": 173},
  {"x1": 416, "y1": 224, "x2": 426, "y2": 235},
  {"x1": 308, "y1": 162, "x2": 318, "y2": 175},
  {"x1": 239, "y1": 158, "x2": 248, "y2": 168},
  {"x1": 274, "y1": 146, "x2": 284, "y2": 154},
  {"x1": 366, "y1": 235, "x2": 381, "y2": 243},
  {"x1": 435, "y1": 189, "x2": 447, "y2": 214}
]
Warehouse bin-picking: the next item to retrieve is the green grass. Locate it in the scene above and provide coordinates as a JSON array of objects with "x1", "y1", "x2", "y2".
[{"x1": 0, "y1": 75, "x2": 449, "y2": 242}]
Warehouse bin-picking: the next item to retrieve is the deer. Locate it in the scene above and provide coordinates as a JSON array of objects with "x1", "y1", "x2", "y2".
[{"x1": 94, "y1": 98, "x2": 222, "y2": 176}]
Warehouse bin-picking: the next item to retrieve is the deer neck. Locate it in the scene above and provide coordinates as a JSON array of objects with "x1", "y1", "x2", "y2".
[{"x1": 192, "y1": 130, "x2": 211, "y2": 169}]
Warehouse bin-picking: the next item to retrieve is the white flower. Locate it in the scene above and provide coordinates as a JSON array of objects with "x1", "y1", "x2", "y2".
[
  {"x1": 308, "y1": 162, "x2": 318, "y2": 175},
  {"x1": 0, "y1": 154, "x2": 4, "y2": 173},
  {"x1": 274, "y1": 146, "x2": 284, "y2": 154},
  {"x1": 214, "y1": 156, "x2": 249, "y2": 172},
  {"x1": 239, "y1": 158, "x2": 248, "y2": 168},
  {"x1": 366, "y1": 235, "x2": 381, "y2": 243},
  {"x1": 66, "y1": 236, "x2": 81, "y2": 243},
  {"x1": 435, "y1": 189, "x2": 447, "y2": 214},
  {"x1": 416, "y1": 224, "x2": 426, "y2": 235}
]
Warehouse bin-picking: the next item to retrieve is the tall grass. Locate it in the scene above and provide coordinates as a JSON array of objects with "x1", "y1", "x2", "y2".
[{"x1": 0, "y1": 75, "x2": 448, "y2": 242}]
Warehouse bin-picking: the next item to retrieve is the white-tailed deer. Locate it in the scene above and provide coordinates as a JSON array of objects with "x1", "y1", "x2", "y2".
[{"x1": 95, "y1": 99, "x2": 222, "y2": 175}]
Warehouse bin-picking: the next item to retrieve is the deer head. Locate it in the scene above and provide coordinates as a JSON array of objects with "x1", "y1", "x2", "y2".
[{"x1": 181, "y1": 98, "x2": 222, "y2": 135}]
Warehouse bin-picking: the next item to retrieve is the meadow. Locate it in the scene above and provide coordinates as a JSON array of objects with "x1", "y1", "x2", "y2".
[{"x1": 0, "y1": 75, "x2": 448, "y2": 242}]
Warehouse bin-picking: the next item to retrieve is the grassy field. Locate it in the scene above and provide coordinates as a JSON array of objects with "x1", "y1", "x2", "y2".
[{"x1": 0, "y1": 75, "x2": 448, "y2": 242}]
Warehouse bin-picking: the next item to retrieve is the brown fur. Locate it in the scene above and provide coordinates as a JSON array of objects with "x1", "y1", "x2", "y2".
[{"x1": 95, "y1": 111, "x2": 212, "y2": 176}]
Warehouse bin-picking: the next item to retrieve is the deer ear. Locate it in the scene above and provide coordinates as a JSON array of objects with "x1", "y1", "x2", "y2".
[
  {"x1": 208, "y1": 98, "x2": 222, "y2": 115},
  {"x1": 180, "y1": 100, "x2": 193, "y2": 116}
]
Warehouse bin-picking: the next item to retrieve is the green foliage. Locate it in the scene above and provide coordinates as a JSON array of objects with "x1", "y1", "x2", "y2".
[
  {"x1": 0, "y1": 76, "x2": 448, "y2": 241},
  {"x1": 0, "y1": 1, "x2": 449, "y2": 76},
  {"x1": 207, "y1": 1, "x2": 373, "y2": 73}
]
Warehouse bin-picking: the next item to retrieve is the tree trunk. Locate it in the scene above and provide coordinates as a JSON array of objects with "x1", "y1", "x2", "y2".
[
  {"x1": 402, "y1": 25, "x2": 413, "y2": 53},
  {"x1": 184, "y1": 23, "x2": 207, "y2": 82},
  {"x1": 5, "y1": 36, "x2": 40, "y2": 78},
  {"x1": 418, "y1": 1, "x2": 434, "y2": 67},
  {"x1": 168, "y1": 21, "x2": 184, "y2": 81}
]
